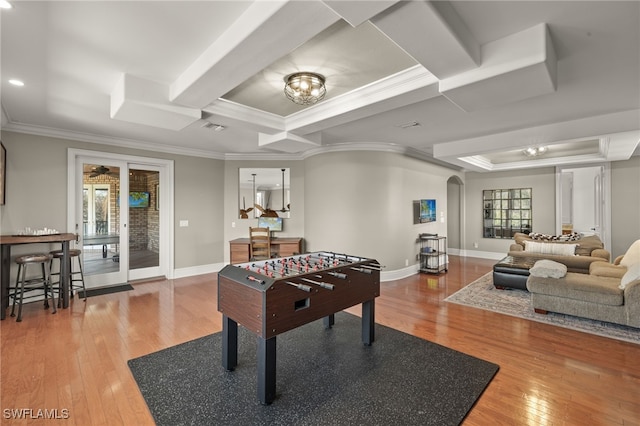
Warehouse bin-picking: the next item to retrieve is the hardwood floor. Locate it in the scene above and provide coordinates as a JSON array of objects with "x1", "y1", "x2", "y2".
[{"x1": 1, "y1": 256, "x2": 638, "y2": 425}]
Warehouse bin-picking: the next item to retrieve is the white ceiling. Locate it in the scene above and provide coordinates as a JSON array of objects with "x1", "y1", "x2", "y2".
[{"x1": 1, "y1": 1, "x2": 639, "y2": 171}]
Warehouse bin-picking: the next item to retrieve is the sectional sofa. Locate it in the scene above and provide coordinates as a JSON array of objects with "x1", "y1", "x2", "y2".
[
  {"x1": 508, "y1": 232, "x2": 610, "y2": 274},
  {"x1": 526, "y1": 240, "x2": 640, "y2": 328}
]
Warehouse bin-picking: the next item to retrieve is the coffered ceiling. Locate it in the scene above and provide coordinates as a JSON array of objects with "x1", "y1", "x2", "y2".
[{"x1": 1, "y1": 1, "x2": 639, "y2": 171}]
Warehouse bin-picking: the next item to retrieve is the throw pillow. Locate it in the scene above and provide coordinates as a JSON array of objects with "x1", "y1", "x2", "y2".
[
  {"x1": 529, "y1": 232, "x2": 581, "y2": 241},
  {"x1": 530, "y1": 260, "x2": 567, "y2": 278},
  {"x1": 620, "y1": 239, "x2": 640, "y2": 268},
  {"x1": 619, "y1": 262, "x2": 640, "y2": 290},
  {"x1": 524, "y1": 240, "x2": 578, "y2": 256}
]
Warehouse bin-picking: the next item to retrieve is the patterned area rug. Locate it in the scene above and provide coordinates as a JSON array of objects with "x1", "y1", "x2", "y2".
[{"x1": 445, "y1": 273, "x2": 640, "y2": 345}]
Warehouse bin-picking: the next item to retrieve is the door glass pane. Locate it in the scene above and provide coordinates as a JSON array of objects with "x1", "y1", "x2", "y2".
[
  {"x1": 82, "y1": 164, "x2": 120, "y2": 276},
  {"x1": 129, "y1": 169, "x2": 159, "y2": 270}
]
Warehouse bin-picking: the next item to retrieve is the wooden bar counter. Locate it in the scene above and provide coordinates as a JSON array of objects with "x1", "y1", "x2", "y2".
[{"x1": 1, "y1": 233, "x2": 76, "y2": 320}]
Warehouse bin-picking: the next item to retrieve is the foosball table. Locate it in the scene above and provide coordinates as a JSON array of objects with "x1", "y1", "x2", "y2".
[{"x1": 217, "y1": 251, "x2": 381, "y2": 404}]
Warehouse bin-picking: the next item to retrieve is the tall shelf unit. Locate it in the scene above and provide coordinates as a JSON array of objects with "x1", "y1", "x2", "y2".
[{"x1": 418, "y1": 234, "x2": 447, "y2": 274}]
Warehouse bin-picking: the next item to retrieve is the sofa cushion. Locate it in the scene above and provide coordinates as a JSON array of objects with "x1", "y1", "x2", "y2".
[
  {"x1": 530, "y1": 260, "x2": 567, "y2": 278},
  {"x1": 620, "y1": 239, "x2": 640, "y2": 268},
  {"x1": 590, "y1": 262, "x2": 627, "y2": 279},
  {"x1": 620, "y1": 263, "x2": 640, "y2": 290},
  {"x1": 513, "y1": 232, "x2": 603, "y2": 256},
  {"x1": 527, "y1": 273, "x2": 623, "y2": 306},
  {"x1": 524, "y1": 240, "x2": 578, "y2": 256}
]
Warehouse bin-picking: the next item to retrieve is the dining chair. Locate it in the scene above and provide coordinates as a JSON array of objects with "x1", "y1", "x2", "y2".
[{"x1": 249, "y1": 227, "x2": 271, "y2": 261}]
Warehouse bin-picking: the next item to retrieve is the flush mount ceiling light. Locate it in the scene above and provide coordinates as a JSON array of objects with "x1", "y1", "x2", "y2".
[
  {"x1": 8, "y1": 79, "x2": 24, "y2": 87},
  {"x1": 0, "y1": 1, "x2": 12, "y2": 9},
  {"x1": 284, "y1": 72, "x2": 326, "y2": 105},
  {"x1": 523, "y1": 146, "x2": 548, "y2": 157}
]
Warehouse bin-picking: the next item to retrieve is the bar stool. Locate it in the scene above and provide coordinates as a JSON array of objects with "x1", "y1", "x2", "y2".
[
  {"x1": 49, "y1": 249, "x2": 86, "y2": 303},
  {"x1": 10, "y1": 253, "x2": 56, "y2": 322}
]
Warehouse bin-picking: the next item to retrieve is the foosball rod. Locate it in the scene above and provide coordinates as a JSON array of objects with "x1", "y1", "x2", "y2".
[
  {"x1": 285, "y1": 281, "x2": 312, "y2": 292},
  {"x1": 319, "y1": 252, "x2": 368, "y2": 264},
  {"x1": 358, "y1": 263, "x2": 383, "y2": 271},
  {"x1": 300, "y1": 277, "x2": 334, "y2": 290}
]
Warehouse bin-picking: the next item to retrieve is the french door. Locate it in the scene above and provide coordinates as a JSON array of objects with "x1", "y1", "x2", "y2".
[
  {"x1": 68, "y1": 149, "x2": 174, "y2": 288},
  {"x1": 77, "y1": 158, "x2": 128, "y2": 287}
]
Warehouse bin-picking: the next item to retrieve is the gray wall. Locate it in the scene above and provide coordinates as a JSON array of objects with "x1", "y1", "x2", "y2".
[
  {"x1": 463, "y1": 159, "x2": 640, "y2": 259},
  {"x1": 463, "y1": 167, "x2": 556, "y2": 255},
  {"x1": 0, "y1": 130, "x2": 225, "y2": 269},
  {"x1": 303, "y1": 151, "x2": 461, "y2": 271},
  {"x1": 2, "y1": 129, "x2": 638, "y2": 277},
  {"x1": 611, "y1": 156, "x2": 640, "y2": 259}
]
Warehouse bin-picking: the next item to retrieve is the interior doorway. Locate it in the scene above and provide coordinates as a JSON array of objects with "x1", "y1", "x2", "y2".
[
  {"x1": 68, "y1": 149, "x2": 174, "y2": 288},
  {"x1": 447, "y1": 176, "x2": 464, "y2": 255},
  {"x1": 556, "y1": 164, "x2": 611, "y2": 250}
]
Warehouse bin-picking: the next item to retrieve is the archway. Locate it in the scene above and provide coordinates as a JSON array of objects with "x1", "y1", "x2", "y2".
[{"x1": 447, "y1": 176, "x2": 464, "y2": 254}]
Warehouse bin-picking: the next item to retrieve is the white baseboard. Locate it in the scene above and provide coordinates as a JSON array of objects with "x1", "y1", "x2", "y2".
[
  {"x1": 456, "y1": 249, "x2": 505, "y2": 260},
  {"x1": 380, "y1": 264, "x2": 420, "y2": 282},
  {"x1": 172, "y1": 262, "x2": 225, "y2": 279},
  {"x1": 170, "y1": 250, "x2": 505, "y2": 282}
]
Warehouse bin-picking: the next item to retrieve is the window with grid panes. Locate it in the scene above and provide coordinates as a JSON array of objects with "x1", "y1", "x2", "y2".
[{"x1": 482, "y1": 188, "x2": 532, "y2": 239}]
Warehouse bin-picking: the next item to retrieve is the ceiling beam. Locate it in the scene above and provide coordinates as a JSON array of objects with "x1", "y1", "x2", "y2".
[
  {"x1": 170, "y1": 0, "x2": 341, "y2": 108},
  {"x1": 110, "y1": 74, "x2": 201, "y2": 131},
  {"x1": 439, "y1": 23, "x2": 557, "y2": 112},
  {"x1": 321, "y1": 0, "x2": 400, "y2": 27},
  {"x1": 371, "y1": 0, "x2": 480, "y2": 79}
]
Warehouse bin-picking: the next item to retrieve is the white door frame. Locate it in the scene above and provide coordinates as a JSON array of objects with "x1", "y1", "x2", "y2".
[
  {"x1": 67, "y1": 149, "x2": 175, "y2": 283},
  {"x1": 555, "y1": 163, "x2": 611, "y2": 251}
]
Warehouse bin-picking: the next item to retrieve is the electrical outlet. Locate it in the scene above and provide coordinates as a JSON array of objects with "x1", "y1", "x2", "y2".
[
  {"x1": 405, "y1": 259, "x2": 409, "y2": 267},
  {"x1": 473, "y1": 242, "x2": 479, "y2": 248},
  {"x1": 231, "y1": 222, "x2": 236, "y2": 228},
  {"x1": 179, "y1": 220, "x2": 189, "y2": 227}
]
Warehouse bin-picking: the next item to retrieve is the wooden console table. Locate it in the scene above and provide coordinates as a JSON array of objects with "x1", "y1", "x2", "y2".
[{"x1": 229, "y1": 237, "x2": 303, "y2": 264}]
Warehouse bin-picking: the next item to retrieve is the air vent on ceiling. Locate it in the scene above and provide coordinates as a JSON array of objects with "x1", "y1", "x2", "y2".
[
  {"x1": 396, "y1": 121, "x2": 421, "y2": 129},
  {"x1": 201, "y1": 122, "x2": 225, "y2": 131}
]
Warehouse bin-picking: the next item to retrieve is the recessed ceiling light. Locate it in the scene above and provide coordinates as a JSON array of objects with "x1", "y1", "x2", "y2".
[
  {"x1": 523, "y1": 146, "x2": 548, "y2": 157},
  {"x1": 0, "y1": 1, "x2": 12, "y2": 10},
  {"x1": 8, "y1": 79, "x2": 24, "y2": 87}
]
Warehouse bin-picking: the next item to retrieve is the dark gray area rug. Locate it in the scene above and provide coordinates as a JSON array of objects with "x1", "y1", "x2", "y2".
[
  {"x1": 446, "y1": 273, "x2": 640, "y2": 345},
  {"x1": 78, "y1": 283, "x2": 133, "y2": 298},
  {"x1": 128, "y1": 312, "x2": 499, "y2": 426}
]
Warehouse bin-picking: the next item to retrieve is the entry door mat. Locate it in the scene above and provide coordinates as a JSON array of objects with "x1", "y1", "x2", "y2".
[
  {"x1": 78, "y1": 283, "x2": 133, "y2": 298},
  {"x1": 128, "y1": 312, "x2": 499, "y2": 426}
]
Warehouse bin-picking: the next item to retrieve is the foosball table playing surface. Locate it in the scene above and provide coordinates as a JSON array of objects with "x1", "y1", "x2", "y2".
[{"x1": 217, "y1": 251, "x2": 381, "y2": 404}]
